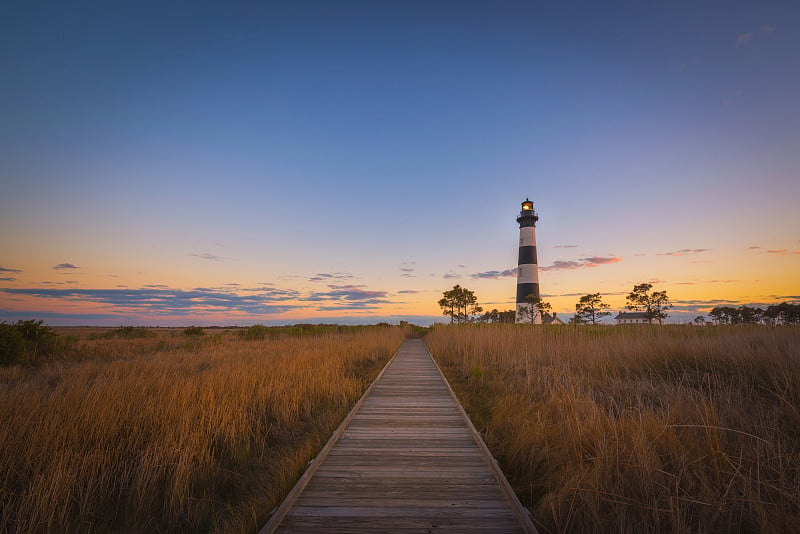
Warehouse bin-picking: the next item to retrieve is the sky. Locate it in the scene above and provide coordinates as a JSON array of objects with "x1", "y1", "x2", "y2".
[{"x1": 1, "y1": 0, "x2": 798, "y2": 326}]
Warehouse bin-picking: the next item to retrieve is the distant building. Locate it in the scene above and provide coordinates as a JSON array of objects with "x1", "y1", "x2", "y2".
[
  {"x1": 615, "y1": 311, "x2": 649, "y2": 324},
  {"x1": 542, "y1": 312, "x2": 564, "y2": 325}
]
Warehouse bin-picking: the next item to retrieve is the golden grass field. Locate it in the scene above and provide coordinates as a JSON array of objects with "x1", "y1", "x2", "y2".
[
  {"x1": 0, "y1": 325, "x2": 405, "y2": 533},
  {"x1": 426, "y1": 324, "x2": 800, "y2": 533}
]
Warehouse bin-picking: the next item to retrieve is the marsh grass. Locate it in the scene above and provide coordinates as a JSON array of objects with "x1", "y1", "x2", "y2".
[
  {"x1": 0, "y1": 326, "x2": 404, "y2": 532},
  {"x1": 426, "y1": 324, "x2": 800, "y2": 534}
]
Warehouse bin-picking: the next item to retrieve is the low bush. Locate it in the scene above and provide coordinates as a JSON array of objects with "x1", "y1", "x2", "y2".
[
  {"x1": 183, "y1": 326, "x2": 205, "y2": 337},
  {"x1": 0, "y1": 320, "x2": 59, "y2": 365},
  {"x1": 239, "y1": 324, "x2": 270, "y2": 340}
]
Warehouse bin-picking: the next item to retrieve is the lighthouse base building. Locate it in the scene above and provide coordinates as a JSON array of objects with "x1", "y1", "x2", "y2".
[{"x1": 515, "y1": 198, "x2": 541, "y2": 323}]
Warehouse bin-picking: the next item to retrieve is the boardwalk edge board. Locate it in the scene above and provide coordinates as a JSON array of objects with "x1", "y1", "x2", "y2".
[
  {"x1": 423, "y1": 342, "x2": 540, "y2": 534},
  {"x1": 259, "y1": 342, "x2": 405, "y2": 534}
]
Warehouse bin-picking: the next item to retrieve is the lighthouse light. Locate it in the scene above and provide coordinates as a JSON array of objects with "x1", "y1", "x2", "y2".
[{"x1": 521, "y1": 200, "x2": 533, "y2": 211}]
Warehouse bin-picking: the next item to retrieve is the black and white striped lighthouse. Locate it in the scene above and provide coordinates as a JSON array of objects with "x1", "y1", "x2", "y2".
[{"x1": 516, "y1": 198, "x2": 540, "y2": 323}]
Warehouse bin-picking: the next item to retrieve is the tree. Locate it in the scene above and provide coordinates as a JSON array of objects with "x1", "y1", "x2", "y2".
[
  {"x1": 626, "y1": 283, "x2": 671, "y2": 324},
  {"x1": 517, "y1": 294, "x2": 551, "y2": 324},
  {"x1": 574, "y1": 293, "x2": 611, "y2": 325},
  {"x1": 738, "y1": 306, "x2": 764, "y2": 324},
  {"x1": 694, "y1": 315, "x2": 705, "y2": 326},
  {"x1": 438, "y1": 285, "x2": 483, "y2": 324},
  {"x1": 478, "y1": 309, "x2": 516, "y2": 324}
]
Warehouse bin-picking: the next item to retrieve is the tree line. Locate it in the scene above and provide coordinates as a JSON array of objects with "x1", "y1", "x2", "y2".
[
  {"x1": 708, "y1": 303, "x2": 800, "y2": 325},
  {"x1": 437, "y1": 282, "x2": 673, "y2": 324},
  {"x1": 438, "y1": 282, "x2": 798, "y2": 325}
]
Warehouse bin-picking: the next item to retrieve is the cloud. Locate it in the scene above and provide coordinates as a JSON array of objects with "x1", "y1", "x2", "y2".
[
  {"x1": 766, "y1": 249, "x2": 800, "y2": 255},
  {"x1": 308, "y1": 272, "x2": 354, "y2": 282},
  {"x1": 553, "y1": 245, "x2": 578, "y2": 249},
  {"x1": 53, "y1": 263, "x2": 78, "y2": 270},
  {"x1": 190, "y1": 253, "x2": 223, "y2": 261},
  {"x1": 540, "y1": 256, "x2": 622, "y2": 271},
  {"x1": 1, "y1": 286, "x2": 304, "y2": 316},
  {"x1": 308, "y1": 284, "x2": 389, "y2": 302},
  {"x1": 0, "y1": 277, "x2": 16, "y2": 282},
  {"x1": 761, "y1": 25, "x2": 776, "y2": 33},
  {"x1": 442, "y1": 272, "x2": 461, "y2": 279},
  {"x1": 747, "y1": 246, "x2": 761, "y2": 250},
  {"x1": 657, "y1": 248, "x2": 710, "y2": 256},
  {"x1": 471, "y1": 267, "x2": 517, "y2": 279},
  {"x1": 397, "y1": 290, "x2": 419, "y2": 294},
  {"x1": 0, "y1": 266, "x2": 22, "y2": 273},
  {"x1": 736, "y1": 32, "x2": 754, "y2": 46}
]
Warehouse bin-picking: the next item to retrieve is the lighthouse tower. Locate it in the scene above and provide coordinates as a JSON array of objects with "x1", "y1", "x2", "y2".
[{"x1": 516, "y1": 198, "x2": 540, "y2": 323}]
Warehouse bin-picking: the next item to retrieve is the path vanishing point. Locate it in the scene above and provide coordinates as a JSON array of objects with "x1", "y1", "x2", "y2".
[{"x1": 261, "y1": 338, "x2": 538, "y2": 533}]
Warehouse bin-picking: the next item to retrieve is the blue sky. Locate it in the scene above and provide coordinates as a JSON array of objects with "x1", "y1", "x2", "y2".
[{"x1": 1, "y1": 0, "x2": 798, "y2": 325}]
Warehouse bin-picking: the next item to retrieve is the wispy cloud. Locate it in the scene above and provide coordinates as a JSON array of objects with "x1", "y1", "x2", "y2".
[
  {"x1": 723, "y1": 89, "x2": 744, "y2": 106},
  {"x1": 53, "y1": 263, "x2": 78, "y2": 270},
  {"x1": 736, "y1": 32, "x2": 754, "y2": 46},
  {"x1": 471, "y1": 267, "x2": 517, "y2": 279},
  {"x1": 400, "y1": 262, "x2": 416, "y2": 278},
  {"x1": 442, "y1": 271, "x2": 461, "y2": 279},
  {"x1": 553, "y1": 245, "x2": 578, "y2": 249},
  {"x1": 308, "y1": 272, "x2": 354, "y2": 282},
  {"x1": 0, "y1": 277, "x2": 16, "y2": 282},
  {"x1": 0, "y1": 266, "x2": 22, "y2": 273},
  {"x1": 747, "y1": 246, "x2": 761, "y2": 250},
  {"x1": 737, "y1": 25, "x2": 776, "y2": 47},
  {"x1": 190, "y1": 253, "x2": 223, "y2": 261},
  {"x1": 397, "y1": 290, "x2": 419, "y2": 294},
  {"x1": 307, "y1": 284, "x2": 391, "y2": 311},
  {"x1": 308, "y1": 284, "x2": 388, "y2": 302},
  {"x1": 657, "y1": 248, "x2": 710, "y2": 256},
  {"x1": 766, "y1": 249, "x2": 800, "y2": 255},
  {"x1": 540, "y1": 256, "x2": 622, "y2": 271},
  {"x1": 1, "y1": 286, "x2": 303, "y2": 316}
]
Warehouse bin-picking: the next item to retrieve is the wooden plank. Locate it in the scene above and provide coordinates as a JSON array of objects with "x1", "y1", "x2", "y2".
[{"x1": 261, "y1": 339, "x2": 538, "y2": 534}]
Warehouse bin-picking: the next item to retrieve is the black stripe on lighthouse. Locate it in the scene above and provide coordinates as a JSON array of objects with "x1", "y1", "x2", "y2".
[
  {"x1": 518, "y1": 246, "x2": 537, "y2": 265},
  {"x1": 516, "y1": 283, "x2": 540, "y2": 303}
]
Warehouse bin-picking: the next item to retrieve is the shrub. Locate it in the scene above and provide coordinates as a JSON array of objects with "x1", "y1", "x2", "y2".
[
  {"x1": 109, "y1": 326, "x2": 153, "y2": 339},
  {"x1": 0, "y1": 320, "x2": 58, "y2": 365},
  {"x1": 239, "y1": 324, "x2": 270, "y2": 341},
  {"x1": 183, "y1": 326, "x2": 205, "y2": 337},
  {"x1": 0, "y1": 322, "x2": 25, "y2": 365}
]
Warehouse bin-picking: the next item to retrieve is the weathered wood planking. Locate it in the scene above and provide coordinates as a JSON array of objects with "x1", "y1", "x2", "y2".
[{"x1": 261, "y1": 339, "x2": 537, "y2": 534}]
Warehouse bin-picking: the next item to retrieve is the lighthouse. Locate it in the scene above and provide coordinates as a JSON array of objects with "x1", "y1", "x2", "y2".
[{"x1": 516, "y1": 198, "x2": 540, "y2": 323}]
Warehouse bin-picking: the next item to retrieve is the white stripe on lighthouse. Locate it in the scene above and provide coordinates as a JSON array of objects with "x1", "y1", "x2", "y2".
[
  {"x1": 517, "y1": 264, "x2": 540, "y2": 284},
  {"x1": 519, "y1": 226, "x2": 536, "y2": 247}
]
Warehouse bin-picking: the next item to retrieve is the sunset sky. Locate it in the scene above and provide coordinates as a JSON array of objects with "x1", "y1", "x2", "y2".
[{"x1": 1, "y1": 1, "x2": 798, "y2": 325}]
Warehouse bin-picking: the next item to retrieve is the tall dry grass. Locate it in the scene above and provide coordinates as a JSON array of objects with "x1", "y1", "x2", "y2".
[
  {"x1": 426, "y1": 324, "x2": 800, "y2": 534},
  {"x1": 0, "y1": 327, "x2": 404, "y2": 532}
]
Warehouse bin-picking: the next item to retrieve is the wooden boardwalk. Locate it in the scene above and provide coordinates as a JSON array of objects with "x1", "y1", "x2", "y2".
[{"x1": 261, "y1": 339, "x2": 537, "y2": 534}]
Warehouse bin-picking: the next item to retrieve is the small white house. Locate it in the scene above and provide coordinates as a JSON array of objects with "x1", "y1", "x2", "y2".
[{"x1": 615, "y1": 311, "x2": 649, "y2": 324}]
